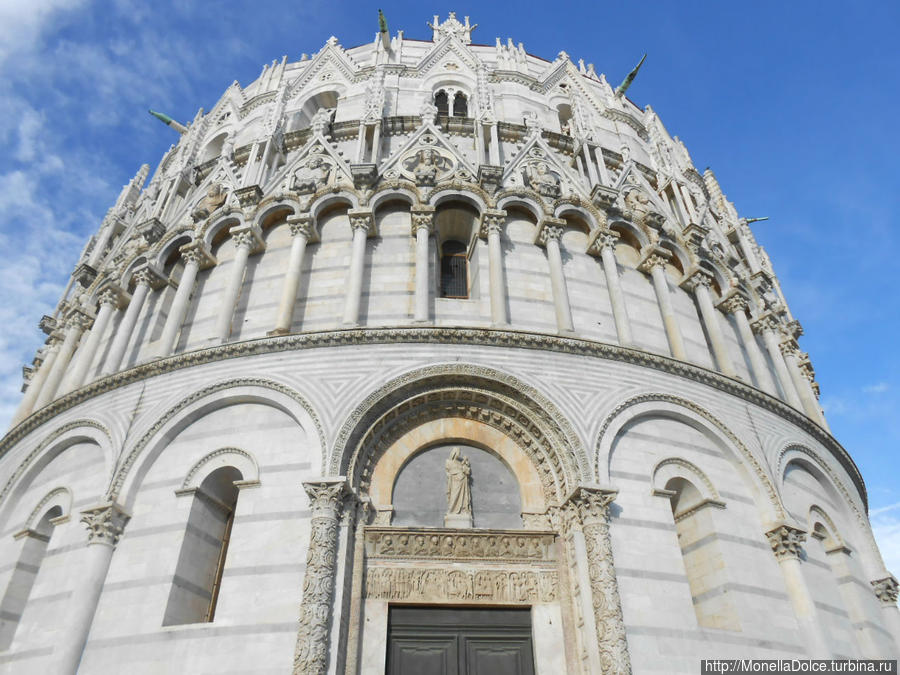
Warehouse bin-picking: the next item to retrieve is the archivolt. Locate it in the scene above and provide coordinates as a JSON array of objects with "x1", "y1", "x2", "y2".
[
  {"x1": 331, "y1": 363, "x2": 590, "y2": 505},
  {"x1": 595, "y1": 392, "x2": 785, "y2": 522},
  {"x1": 108, "y1": 377, "x2": 325, "y2": 505}
]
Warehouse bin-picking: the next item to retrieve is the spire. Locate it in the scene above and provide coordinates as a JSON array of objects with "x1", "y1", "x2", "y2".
[
  {"x1": 614, "y1": 54, "x2": 646, "y2": 99},
  {"x1": 148, "y1": 109, "x2": 188, "y2": 134}
]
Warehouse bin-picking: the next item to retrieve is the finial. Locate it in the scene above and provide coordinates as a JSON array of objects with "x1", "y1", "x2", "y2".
[
  {"x1": 614, "y1": 54, "x2": 647, "y2": 98},
  {"x1": 744, "y1": 217, "x2": 769, "y2": 224},
  {"x1": 378, "y1": 9, "x2": 390, "y2": 50},
  {"x1": 148, "y1": 110, "x2": 187, "y2": 134}
]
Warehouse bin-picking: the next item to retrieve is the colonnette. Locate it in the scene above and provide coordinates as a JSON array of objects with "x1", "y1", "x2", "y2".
[{"x1": 0, "y1": 13, "x2": 896, "y2": 675}]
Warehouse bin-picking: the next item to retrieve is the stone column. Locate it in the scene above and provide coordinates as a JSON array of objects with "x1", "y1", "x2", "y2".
[
  {"x1": 780, "y1": 340, "x2": 826, "y2": 425},
  {"x1": 62, "y1": 288, "x2": 123, "y2": 393},
  {"x1": 292, "y1": 479, "x2": 351, "y2": 675},
  {"x1": 563, "y1": 486, "x2": 632, "y2": 674},
  {"x1": 766, "y1": 525, "x2": 832, "y2": 657},
  {"x1": 342, "y1": 210, "x2": 373, "y2": 327},
  {"x1": 871, "y1": 575, "x2": 900, "y2": 649},
  {"x1": 538, "y1": 218, "x2": 575, "y2": 333},
  {"x1": 752, "y1": 315, "x2": 803, "y2": 409},
  {"x1": 681, "y1": 268, "x2": 735, "y2": 376},
  {"x1": 157, "y1": 241, "x2": 216, "y2": 358},
  {"x1": 719, "y1": 294, "x2": 778, "y2": 395},
  {"x1": 798, "y1": 357, "x2": 830, "y2": 432},
  {"x1": 480, "y1": 210, "x2": 508, "y2": 326},
  {"x1": 271, "y1": 215, "x2": 315, "y2": 335},
  {"x1": 56, "y1": 503, "x2": 129, "y2": 675},
  {"x1": 411, "y1": 206, "x2": 435, "y2": 323},
  {"x1": 588, "y1": 229, "x2": 633, "y2": 346},
  {"x1": 86, "y1": 223, "x2": 114, "y2": 267},
  {"x1": 215, "y1": 224, "x2": 264, "y2": 343},
  {"x1": 638, "y1": 248, "x2": 687, "y2": 360},
  {"x1": 104, "y1": 265, "x2": 166, "y2": 375},
  {"x1": 488, "y1": 122, "x2": 500, "y2": 165},
  {"x1": 34, "y1": 312, "x2": 90, "y2": 410},
  {"x1": 10, "y1": 341, "x2": 60, "y2": 425},
  {"x1": 582, "y1": 143, "x2": 599, "y2": 186}
]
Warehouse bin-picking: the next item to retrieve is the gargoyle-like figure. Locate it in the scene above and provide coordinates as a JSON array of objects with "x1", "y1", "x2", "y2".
[
  {"x1": 292, "y1": 152, "x2": 335, "y2": 194},
  {"x1": 191, "y1": 182, "x2": 228, "y2": 222}
]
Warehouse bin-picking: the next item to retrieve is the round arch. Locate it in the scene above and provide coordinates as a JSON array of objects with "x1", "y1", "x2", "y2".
[
  {"x1": 596, "y1": 393, "x2": 785, "y2": 525},
  {"x1": 112, "y1": 378, "x2": 326, "y2": 510},
  {"x1": 23, "y1": 487, "x2": 73, "y2": 531}
]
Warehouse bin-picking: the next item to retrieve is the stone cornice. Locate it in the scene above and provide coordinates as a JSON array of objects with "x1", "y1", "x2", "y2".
[{"x1": 0, "y1": 326, "x2": 865, "y2": 510}]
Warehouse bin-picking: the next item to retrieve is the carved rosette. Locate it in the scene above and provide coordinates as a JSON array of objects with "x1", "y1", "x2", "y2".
[
  {"x1": 293, "y1": 479, "x2": 353, "y2": 675},
  {"x1": 766, "y1": 524, "x2": 807, "y2": 561},
  {"x1": 80, "y1": 503, "x2": 129, "y2": 547},
  {"x1": 564, "y1": 487, "x2": 632, "y2": 675},
  {"x1": 871, "y1": 575, "x2": 899, "y2": 605}
]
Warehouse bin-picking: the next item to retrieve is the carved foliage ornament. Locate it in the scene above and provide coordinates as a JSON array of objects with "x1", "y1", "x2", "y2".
[
  {"x1": 81, "y1": 503, "x2": 129, "y2": 547},
  {"x1": 871, "y1": 576, "x2": 899, "y2": 605},
  {"x1": 766, "y1": 524, "x2": 807, "y2": 561}
]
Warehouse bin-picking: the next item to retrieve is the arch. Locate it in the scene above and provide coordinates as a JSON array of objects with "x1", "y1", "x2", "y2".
[
  {"x1": 427, "y1": 188, "x2": 487, "y2": 215},
  {"x1": 608, "y1": 218, "x2": 651, "y2": 250},
  {"x1": 651, "y1": 457, "x2": 721, "y2": 503},
  {"x1": 658, "y1": 240, "x2": 692, "y2": 277},
  {"x1": 553, "y1": 203, "x2": 601, "y2": 232},
  {"x1": 112, "y1": 378, "x2": 326, "y2": 510},
  {"x1": 180, "y1": 448, "x2": 260, "y2": 492},
  {"x1": 118, "y1": 256, "x2": 150, "y2": 289},
  {"x1": 200, "y1": 212, "x2": 244, "y2": 248},
  {"x1": 776, "y1": 443, "x2": 865, "y2": 517},
  {"x1": 286, "y1": 87, "x2": 344, "y2": 132},
  {"x1": 309, "y1": 192, "x2": 358, "y2": 225},
  {"x1": 369, "y1": 188, "x2": 417, "y2": 215},
  {"x1": 496, "y1": 193, "x2": 545, "y2": 221},
  {"x1": 152, "y1": 227, "x2": 196, "y2": 267},
  {"x1": 331, "y1": 363, "x2": 590, "y2": 507},
  {"x1": 23, "y1": 487, "x2": 73, "y2": 531},
  {"x1": 0, "y1": 420, "x2": 113, "y2": 529},
  {"x1": 596, "y1": 393, "x2": 785, "y2": 524},
  {"x1": 808, "y1": 504, "x2": 845, "y2": 551},
  {"x1": 198, "y1": 132, "x2": 228, "y2": 165},
  {"x1": 254, "y1": 200, "x2": 299, "y2": 231}
]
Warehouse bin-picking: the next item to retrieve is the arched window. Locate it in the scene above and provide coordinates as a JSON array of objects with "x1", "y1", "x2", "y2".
[
  {"x1": 440, "y1": 240, "x2": 468, "y2": 298},
  {"x1": 434, "y1": 90, "x2": 449, "y2": 117},
  {"x1": 452, "y1": 92, "x2": 468, "y2": 117},
  {"x1": 163, "y1": 466, "x2": 241, "y2": 625},
  {"x1": 556, "y1": 104, "x2": 573, "y2": 135},
  {"x1": 0, "y1": 506, "x2": 62, "y2": 649}
]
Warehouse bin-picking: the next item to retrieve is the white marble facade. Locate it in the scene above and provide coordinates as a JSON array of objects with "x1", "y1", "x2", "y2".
[{"x1": 0, "y1": 12, "x2": 897, "y2": 675}]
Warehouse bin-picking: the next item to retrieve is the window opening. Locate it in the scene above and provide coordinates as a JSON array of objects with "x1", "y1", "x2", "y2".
[
  {"x1": 434, "y1": 91, "x2": 449, "y2": 117},
  {"x1": 440, "y1": 240, "x2": 468, "y2": 298}
]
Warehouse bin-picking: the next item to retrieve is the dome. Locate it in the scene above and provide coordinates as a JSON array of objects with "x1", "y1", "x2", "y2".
[{"x1": 1, "y1": 12, "x2": 897, "y2": 674}]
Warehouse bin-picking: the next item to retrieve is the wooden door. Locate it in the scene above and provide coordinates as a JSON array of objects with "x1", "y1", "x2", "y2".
[{"x1": 387, "y1": 607, "x2": 535, "y2": 675}]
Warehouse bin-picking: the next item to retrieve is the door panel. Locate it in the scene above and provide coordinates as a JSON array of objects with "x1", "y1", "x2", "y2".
[{"x1": 387, "y1": 607, "x2": 535, "y2": 675}]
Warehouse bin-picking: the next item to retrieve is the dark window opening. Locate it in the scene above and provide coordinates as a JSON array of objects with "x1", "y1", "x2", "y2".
[
  {"x1": 434, "y1": 91, "x2": 449, "y2": 117},
  {"x1": 452, "y1": 92, "x2": 468, "y2": 117},
  {"x1": 440, "y1": 240, "x2": 468, "y2": 298}
]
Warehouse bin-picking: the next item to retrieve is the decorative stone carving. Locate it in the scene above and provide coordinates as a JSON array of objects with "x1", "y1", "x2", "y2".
[
  {"x1": 292, "y1": 144, "x2": 338, "y2": 193},
  {"x1": 309, "y1": 107, "x2": 334, "y2": 136},
  {"x1": 521, "y1": 149, "x2": 561, "y2": 198},
  {"x1": 365, "y1": 567, "x2": 558, "y2": 604},
  {"x1": 766, "y1": 524, "x2": 807, "y2": 561},
  {"x1": 410, "y1": 206, "x2": 434, "y2": 235},
  {"x1": 179, "y1": 241, "x2": 217, "y2": 270},
  {"x1": 400, "y1": 139, "x2": 454, "y2": 186},
  {"x1": 191, "y1": 182, "x2": 228, "y2": 222},
  {"x1": 137, "y1": 218, "x2": 166, "y2": 245},
  {"x1": 293, "y1": 479, "x2": 353, "y2": 675},
  {"x1": 365, "y1": 528, "x2": 556, "y2": 562},
  {"x1": 563, "y1": 486, "x2": 632, "y2": 675},
  {"x1": 80, "y1": 503, "x2": 129, "y2": 547},
  {"x1": 478, "y1": 210, "x2": 506, "y2": 238},
  {"x1": 587, "y1": 228, "x2": 619, "y2": 256},
  {"x1": 871, "y1": 575, "x2": 899, "y2": 605},
  {"x1": 445, "y1": 448, "x2": 473, "y2": 527}
]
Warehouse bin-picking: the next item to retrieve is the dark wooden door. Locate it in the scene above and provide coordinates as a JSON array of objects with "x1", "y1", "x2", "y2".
[{"x1": 387, "y1": 607, "x2": 535, "y2": 675}]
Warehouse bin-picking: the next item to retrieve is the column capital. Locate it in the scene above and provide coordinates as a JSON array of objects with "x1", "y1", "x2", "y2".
[
  {"x1": 80, "y1": 502, "x2": 130, "y2": 548},
  {"x1": 410, "y1": 206, "x2": 435, "y2": 235},
  {"x1": 64, "y1": 308, "x2": 94, "y2": 333},
  {"x1": 39, "y1": 314, "x2": 57, "y2": 335},
  {"x1": 229, "y1": 223, "x2": 265, "y2": 254},
  {"x1": 765, "y1": 524, "x2": 807, "y2": 561},
  {"x1": 561, "y1": 485, "x2": 617, "y2": 530},
  {"x1": 637, "y1": 245, "x2": 671, "y2": 275},
  {"x1": 779, "y1": 337, "x2": 801, "y2": 357},
  {"x1": 347, "y1": 209, "x2": 374, "y2": 236},
  {"x1": 478, "y1": 209, "x2": 507, "y2": 239},
  {"x1": 179, "y1": 241, "x2": 217, "y2": 270},
  {"x1": 750, "y1": 311, "x2": 779, "y2": 335},
  {"x1": 718, "y1": 292, "x2": 749, "y2": 315},
  {"x1": 871, "y1": 575, "x2": 899, "y2": 605},
  {"x1": 286, "y1": 214, "x2": 318, "y2": 242},
  {"x1": 679, "y1": 266, "x2": 716, "y2": 293},
  {"x1": 586, "y1": 227, "x2": 620, "y2": 257},
  {"x1": 131, "y1": 263, "x2": 168, "y2": 291},
  {"x1": 302, "y1": 478, "x2": 353, "y2": 517},
  {"x1": 535, "y1": 217, "x2": 566, "y2": 247},
  {"x1": 96, "y1": 286, "x2": 125, "y2": 309}
]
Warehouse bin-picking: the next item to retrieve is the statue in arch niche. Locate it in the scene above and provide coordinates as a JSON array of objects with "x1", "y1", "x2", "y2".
[{"x1": 444, "y1": 447, "x2": 473, "y2": 528}]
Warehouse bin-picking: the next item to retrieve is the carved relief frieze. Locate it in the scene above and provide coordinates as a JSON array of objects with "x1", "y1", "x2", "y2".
[
  {"x1": 365, "y1": 566, "x2": 558, "y2": 604},
  {"x1": 364, "y1": 527, "x2": 556, "y2": 562}
]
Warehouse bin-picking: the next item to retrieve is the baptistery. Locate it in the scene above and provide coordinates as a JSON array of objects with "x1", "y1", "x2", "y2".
[{"x1": 1, "y1": 12, "x2": 897, "y2": 675}]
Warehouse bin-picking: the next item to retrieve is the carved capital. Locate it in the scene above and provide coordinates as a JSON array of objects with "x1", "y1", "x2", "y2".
[
  {"x1": 179, "y1": 241, "x2": 217, "y2": 270},
  {"x1": 766, "y1": 524, "x2": 806, "y2": 561},
  {"x1": 476, "y1": 164, "x2": 503, "y2": 193},
  {"x1": 637, "y1": 246, "x2": 671, "y2": 275},
  {"x1": 131, "y1": 263, "x2": 168, "y2": 291},
  {"x1": 349, "y1": 163, "x2": 377, "y2": 189},
  {"x1": 563, "y1": 485, "x2": 617, "y2": 529},
  {"x1": 680, "y1": 267, "x2": 715, "y2": 293},
  {"x1": 478, "y1": 210, "x2": 507, "y2": 239},
  {"x1": 286, "y1": 214, "x2": 317, "y2": 242},
  {"x1": 64, "y1": 308, "x2": 94, "y2": 333},
  {"x1": 586, "y1": 227, "x2": 619, "y2": 257},
  {"x1": 750, "y1": 312, "x2": 778, "y2": 336},
  {"x1": 871, "y1": 575, "x2": 899, "y2": 605},
  {"x1": 718, "y1": 292, "x2": 749, "y2": 315},
  {"x1": 80, "y1": 502, "x2": 129, "y2": 547},
  {"x1": 779, "y1": 338, "x2": 800, "y2": 358},
  {"x1": 96, "y1": 287, "x2": 121, "y2": 308},
  {"x1": 229, "y1": 223, "x2": 265, "y2": 254},
  {"x1": 347, "y1": 209, "x2": 374, "y2": 236},
  {"x1": 39, "y1": 315, "x2": 57, "y2": 335},
  {"x1": 303, "y1": 478, "x2": 352, "y2": 519},
  {"x1": 410, "y1": 206, "x2": 435, "y2": 235},
  {"x1": 535, "y1": 217, "x2": 566, "y2": 247}
]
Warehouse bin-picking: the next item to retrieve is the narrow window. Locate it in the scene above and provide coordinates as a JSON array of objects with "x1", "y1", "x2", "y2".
[
  {"x1": 452, "y1": 92, "x2": 468, "y2": 117},
  {"x1": 163, "y1": 467, "x2": 241, "y2": 625},
  {"x1": 434, "y1": 91, "x2": 449, "y2": 117},
  {"x1": 440, "y1": 240, "x2": 468, "y2": 298},
  {"x1": 0, "y1": 506, "x2": 61, "y2": 649}
]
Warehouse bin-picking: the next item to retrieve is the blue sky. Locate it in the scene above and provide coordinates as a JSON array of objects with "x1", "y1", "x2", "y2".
[{"x1": 0, "y1": 1, "x2": 898, "y2": 569}]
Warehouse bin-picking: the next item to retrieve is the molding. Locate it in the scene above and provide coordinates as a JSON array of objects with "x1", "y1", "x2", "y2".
[
  {"x1": 0, "y1": 327, "x2": 864, "y2": 510},
  {"x1": 364, "y1": 527, "x2": 557, "y2": 562}
]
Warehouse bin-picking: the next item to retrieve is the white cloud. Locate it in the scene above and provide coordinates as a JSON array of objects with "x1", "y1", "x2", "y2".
[
  {"x1": 0, "y1": 0, "x2": 88, "y2": 64},
  {"x1": 871, "y1": 503, "x2": 900, "y2": 575},
  {"x1": 863, "y1": 382, "x2": 890, "y2": 394}
]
